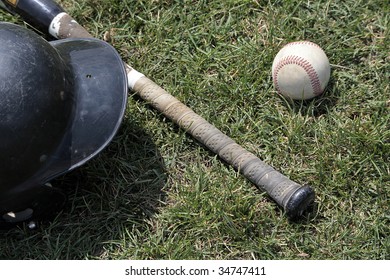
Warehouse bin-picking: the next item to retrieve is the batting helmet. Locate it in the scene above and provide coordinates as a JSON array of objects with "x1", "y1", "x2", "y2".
[{"x1": 0, "y1": 22, "x2": 127, "y2": 227}]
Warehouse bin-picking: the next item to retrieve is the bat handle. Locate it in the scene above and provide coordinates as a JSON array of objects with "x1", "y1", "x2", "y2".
[
  {"x1": 284, "y1": 185, "x2": 315, "y2": 218},
  {"x1": 129, "y1": 70, "x2": 315, "y2": 219},
  {"x1": 217, "y1": 141, "x2": 315, "y2": 218}
]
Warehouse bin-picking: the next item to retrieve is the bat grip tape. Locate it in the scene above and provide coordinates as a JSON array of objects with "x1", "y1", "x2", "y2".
[{"x1": 132, "y1": 77, "x2": 315, "y2": 219}]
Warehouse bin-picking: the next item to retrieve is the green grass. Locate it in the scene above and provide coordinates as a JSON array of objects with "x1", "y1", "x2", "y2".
[{"x1": 0, "y1": 0, "x2": 388, "y2": 259}]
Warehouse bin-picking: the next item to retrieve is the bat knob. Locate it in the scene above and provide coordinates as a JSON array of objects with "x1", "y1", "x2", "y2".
[{"x1": 285, "y1": 186, "x2": 315, "y2": 219}]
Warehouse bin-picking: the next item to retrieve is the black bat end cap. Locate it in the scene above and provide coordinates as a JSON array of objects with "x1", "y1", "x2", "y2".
[{"x1": 285, "y1": 186, "x2": 315, "y2": 220}]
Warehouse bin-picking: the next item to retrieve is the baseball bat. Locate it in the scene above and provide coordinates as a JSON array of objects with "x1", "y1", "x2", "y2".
[{"x1": 0, "y1": 0, "x2": 315, "y2": 219}]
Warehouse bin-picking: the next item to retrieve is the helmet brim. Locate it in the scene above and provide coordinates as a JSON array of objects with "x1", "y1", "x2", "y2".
[{"x1": 44, "y1": 38, "x2": 128, "y2": 179}]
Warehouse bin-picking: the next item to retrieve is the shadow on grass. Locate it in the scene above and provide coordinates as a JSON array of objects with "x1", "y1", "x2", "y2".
[
  {"x1": 0, "y1": 114, "x2": 167, "y2": 259},
  {"x1": 282, "y1": 76, "x2": 340, "y2": 117}
]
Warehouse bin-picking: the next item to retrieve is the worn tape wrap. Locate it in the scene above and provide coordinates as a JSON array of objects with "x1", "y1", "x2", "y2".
[
  {"x1": 49, "y1": 12, "x2": 92, "y2": 39},
  {"x1": 132, "y1": 76, "x2": 315, "y2": 218}
]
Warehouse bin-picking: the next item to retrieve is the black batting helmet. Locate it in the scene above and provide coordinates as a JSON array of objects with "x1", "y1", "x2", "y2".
[{"x1": 0, "y1": 22, "x2": 128, "y2": 227}]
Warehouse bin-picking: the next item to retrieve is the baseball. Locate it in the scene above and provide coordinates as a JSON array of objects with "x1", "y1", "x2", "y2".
[{"x1": 272, "y1": 41, "x2": 330, "y2": 100}]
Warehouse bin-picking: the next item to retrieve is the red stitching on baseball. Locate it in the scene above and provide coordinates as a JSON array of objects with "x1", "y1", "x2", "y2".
[
  {"x1": 284, "y1": 41, "x2": 322, "y2": 49},
  {"x1": 273, "y1": 55, "x2": 322, "y2": 96}
]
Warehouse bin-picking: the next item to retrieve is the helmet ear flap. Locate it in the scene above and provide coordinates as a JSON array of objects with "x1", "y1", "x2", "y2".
[{"x1": 0, "y1": 184, "x2": 67, "y2": 229}]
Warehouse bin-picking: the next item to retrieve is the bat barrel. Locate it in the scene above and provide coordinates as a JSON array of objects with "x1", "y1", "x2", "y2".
[{"x1": 0, "y1": 0, "x2": 64, "y2": 34}]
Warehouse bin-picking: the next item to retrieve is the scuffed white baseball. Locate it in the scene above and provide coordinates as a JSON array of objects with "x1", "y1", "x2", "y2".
[{"x1": 272, "y1": 41, "x2": 330, "y2": 100}]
